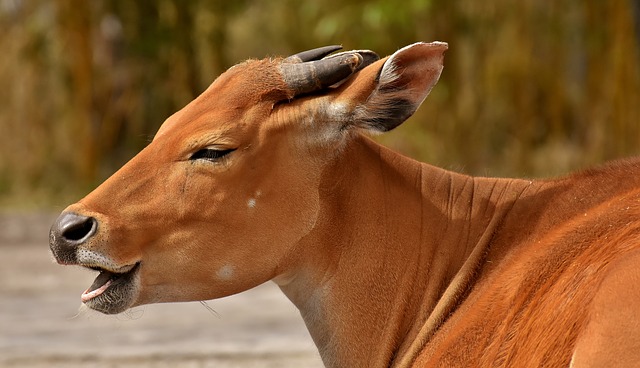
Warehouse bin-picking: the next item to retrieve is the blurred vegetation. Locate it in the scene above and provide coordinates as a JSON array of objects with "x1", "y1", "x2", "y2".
[{"x1": 1, "y1": 0, "x2": 639, "y2": 208}]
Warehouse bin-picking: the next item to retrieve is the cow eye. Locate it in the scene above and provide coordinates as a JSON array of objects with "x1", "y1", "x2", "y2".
[{"x1": 190, "y1": 148, "x2": 236, "y2": 162}]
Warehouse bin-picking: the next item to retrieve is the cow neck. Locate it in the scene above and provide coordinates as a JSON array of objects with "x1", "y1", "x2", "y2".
[{"x1": 276, "y1": 134, "x2": 537, "y2": 368}]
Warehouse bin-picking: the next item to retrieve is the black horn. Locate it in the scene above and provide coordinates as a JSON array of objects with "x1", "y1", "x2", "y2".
[
  {"x1": 283, "y1": 45, "x2": 343, "y2": 63},
  {"x1": 280, "y1": 47, "x2": 380, "y2": 96}
]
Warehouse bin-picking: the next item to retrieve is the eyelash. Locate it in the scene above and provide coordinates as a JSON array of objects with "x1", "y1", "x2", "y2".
[{"x1": 189, "y1": 148, "x2": 236, "y2": 162}]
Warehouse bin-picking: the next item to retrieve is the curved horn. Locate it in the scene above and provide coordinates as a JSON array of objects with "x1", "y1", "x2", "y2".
[
  {"x1": 283, "y1": 45, "x2": 343, "y2": 63},
  {"x1": 281, "y1": 53, "x2": 363, "y2": 95},
  {"x1": 280, "y1": 49, "x2": 380, "y2": 96},
  {"x1": 326, "y1": 50, "x2": 380, "y2": 72}
]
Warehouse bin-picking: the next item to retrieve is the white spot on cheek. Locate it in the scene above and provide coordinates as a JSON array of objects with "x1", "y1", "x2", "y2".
[
  {"x1": 216, "y1": 265, "x2": 234, "y2": 280},
  {"x1": 247, "y1": 190, "x2": 261, "y2": 209}
]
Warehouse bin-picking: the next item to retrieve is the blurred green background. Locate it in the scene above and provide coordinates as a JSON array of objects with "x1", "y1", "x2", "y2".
[{"x1": 1, "y1": 0, "x2": 639, "y2": 209}]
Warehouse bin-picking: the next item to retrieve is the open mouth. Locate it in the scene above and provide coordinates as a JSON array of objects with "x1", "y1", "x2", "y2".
[{"x1": 81, "y1": 262, "x2": 141, "y2": 313}]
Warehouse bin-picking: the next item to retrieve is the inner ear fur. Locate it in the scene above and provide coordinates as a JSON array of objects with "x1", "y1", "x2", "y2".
[{"x1": 344, "y1": 42, "x2": 448, "y2": 132}]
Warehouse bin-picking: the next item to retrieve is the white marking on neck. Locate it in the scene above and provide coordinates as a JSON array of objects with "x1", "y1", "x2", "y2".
[{"x1": 216, "y1": 264, "x2": 234, "y2": 281}]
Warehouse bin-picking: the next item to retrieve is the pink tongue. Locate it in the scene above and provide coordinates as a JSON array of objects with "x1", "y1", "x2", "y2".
[{"x1": 81, "y1": 278, "x2": 112, "y2": 302}]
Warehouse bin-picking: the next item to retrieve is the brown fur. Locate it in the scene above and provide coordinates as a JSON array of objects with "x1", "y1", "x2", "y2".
[{"x1": 50, "y1": 43, "x2": 640, "y2": 367}]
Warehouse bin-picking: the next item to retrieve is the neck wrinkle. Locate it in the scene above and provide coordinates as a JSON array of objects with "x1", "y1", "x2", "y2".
[
  {"x1": 279, "y1": 135, "x2": 536, "y2": 368},
  {"x1": 396, "y1": 167, "x2": 535, "y2": 366}
]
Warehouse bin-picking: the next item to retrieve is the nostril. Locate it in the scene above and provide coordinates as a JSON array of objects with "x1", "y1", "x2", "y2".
[
  {"x1": 57, "y1": 212, "x2": 98, "y2": 243},
  {"x1": 62, "y1": 217, "x2": 96, "y2": 241},
  {"x1": 50, "y1": 212, "x2": 98, "y2": 265}
]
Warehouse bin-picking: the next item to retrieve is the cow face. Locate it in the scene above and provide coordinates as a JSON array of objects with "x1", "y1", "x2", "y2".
[{"x1": 49, "y1": 42, "x2": 447, "y2": 314}]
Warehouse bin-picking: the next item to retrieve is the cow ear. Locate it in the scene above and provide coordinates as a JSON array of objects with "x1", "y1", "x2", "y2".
[{"x1": 342, "y1": 42, "x2": 447, "y2": 132}]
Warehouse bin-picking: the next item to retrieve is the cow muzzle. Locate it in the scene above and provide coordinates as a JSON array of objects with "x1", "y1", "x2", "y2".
[{"x1": 49, "y1": 211, "x2": 141, "y2": 314}]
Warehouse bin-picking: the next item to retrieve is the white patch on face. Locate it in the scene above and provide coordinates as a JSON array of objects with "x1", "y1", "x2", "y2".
[
  {"x1": 295, "y1": 102, "x2": 349, "y2": 149},
  {"x1": 319, "y1": 103, "x2": 349, "y2": 142},
  {"x1": 247, "y1": 190, "x2": 262, "y2": 209},
  {"x1": 216, "y1": 264, "x2": 234, "y2": 281}
]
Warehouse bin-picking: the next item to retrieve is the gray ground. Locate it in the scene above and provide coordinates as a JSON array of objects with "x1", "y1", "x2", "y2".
[{"x1": 0, "y1": 213, "x2": 323, "y2": 367}]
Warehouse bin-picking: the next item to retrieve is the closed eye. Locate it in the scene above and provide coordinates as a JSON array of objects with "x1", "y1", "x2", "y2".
[{"x1": 190, "y1": 148, "x2": 236, "y2": 162}]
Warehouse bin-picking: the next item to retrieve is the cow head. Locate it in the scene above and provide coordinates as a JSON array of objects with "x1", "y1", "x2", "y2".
[{"x1": 49, "y1": 42, "x2": 447, "y2": 314}]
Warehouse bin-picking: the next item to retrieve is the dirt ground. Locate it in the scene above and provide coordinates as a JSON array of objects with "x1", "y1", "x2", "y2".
[{"x1": 0, "y1": 213, "x2": 323, "y2": 367}]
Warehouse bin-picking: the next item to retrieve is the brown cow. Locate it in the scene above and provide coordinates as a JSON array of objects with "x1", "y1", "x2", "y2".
[{"x1": 50, "y1": 42, "x2": 640, "y2": 367}]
